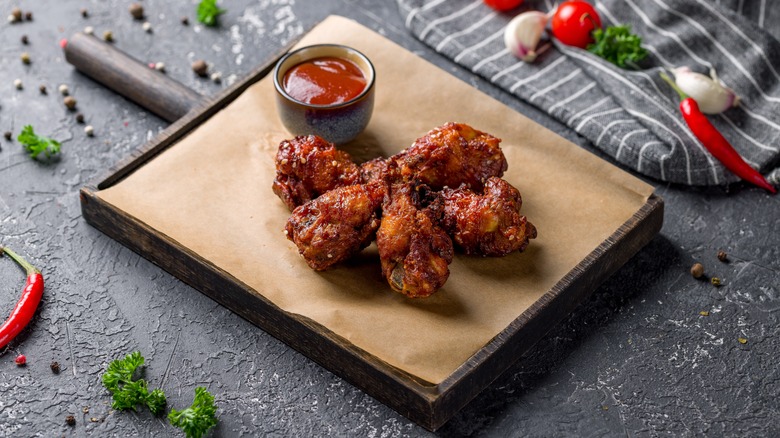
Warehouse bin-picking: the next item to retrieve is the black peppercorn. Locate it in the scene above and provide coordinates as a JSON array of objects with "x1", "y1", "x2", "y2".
[
  {"x1": 21, "y1": 34, "x2": 28, "y2": 44},
  {"x1": 80, "y1": 8, "x2": 88, "y2": 18},
  {"x1": 24, "y1": 11, "x2": 32, "y2": 21},
  {"x1": 50, "y1": 361, "x2": 60, "y2": 374},
  {"x1": 129, "y1": 3, "x2": 144, "y2": 20},
  {"x1": 717, "y1": 250, "x2": 728, "y2": 262},
  {"x1": 192, "y1": 60, "x2": 208, "y2": 77},
  {"x1": 4, "y1": 131, "x2": 12, "y2": 141},
  {"x1": 75, "y1": 113, "x2": 85, "y2": 124},
  {"x1": 63, "y1": 96, "x2": 77, "y2": 110},
  {"x1": 181, "y1": 16, "x2": 189, "y2": 25},
  {"x1": 65, "y1": 415, "x2": 76, "y2": 426},
  {"x1": 39, "y1": 84, "x2": 47, "y2": 94}
]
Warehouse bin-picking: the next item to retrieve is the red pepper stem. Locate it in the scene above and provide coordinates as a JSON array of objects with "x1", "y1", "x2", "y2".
[
  {"x1": 0, "y1": 246, "x2": 40, "y2": 276},
  {"x1": 660, "y1": 72, "x2": 688, "y2": 101}
]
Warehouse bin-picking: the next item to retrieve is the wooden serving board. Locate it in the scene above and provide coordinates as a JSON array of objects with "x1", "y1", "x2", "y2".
[{"x1": 73, "y1": 17, "x2": 663, "y2": 431}]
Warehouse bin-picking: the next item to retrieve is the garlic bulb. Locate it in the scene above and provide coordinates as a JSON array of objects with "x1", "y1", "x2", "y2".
[
  {"x1": 672, "y1": 67, "x2": 739, "y2": 114},
  {"x1": 504, "y1": 11, "x2": 550, "y2": 63}
]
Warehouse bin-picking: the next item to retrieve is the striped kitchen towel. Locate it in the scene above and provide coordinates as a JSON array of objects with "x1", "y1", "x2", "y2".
[{"x1": 397, "y1": 0, "x2": 780, "y2": 187}]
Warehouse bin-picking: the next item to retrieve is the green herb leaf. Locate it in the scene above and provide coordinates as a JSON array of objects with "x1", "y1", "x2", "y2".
[
  {"x1": 587, "y1": 25, "x2": 648, "y2": 68},
  {"x1": 146, "y1": 388, "x2": 168, "y2": 416},
  {"x1": 168, "y1": 387, "x2": 218, "y2": 438},
  {"x1": 102, "y1": 351, "x2": 144, "y2": 393},
  {"x1": 197, "y1": 0, "x2": 225, "y2": 27},
  {"x1": 111, "y1": 379, "x2": 149, "y2": 411},
  {"x1": 102, "y1": 351, "x2": 167, "y2": 414},
  {"x1": 17, "y1": 125, "x2": 61, "y2": 159}
]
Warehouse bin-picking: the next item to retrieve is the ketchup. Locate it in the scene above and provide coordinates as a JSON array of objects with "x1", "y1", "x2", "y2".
[{"x1": 283, "y1": 57, "x2": 367, "y2": 105}]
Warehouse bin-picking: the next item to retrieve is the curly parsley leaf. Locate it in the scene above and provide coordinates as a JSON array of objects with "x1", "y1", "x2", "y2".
[
  {"x1": 17, "y1": 125, "x2": 61, "y2": 159},
  {"x1": 197, "y1": 0, "x2": 225, "y2": 27},
  {"x1": 146, "y1": 388, "x2": 168, "y2": 416},
  {"x1": 168, "y1": 387, "x2": 218, "y2": 438},
  {"x1": 111, "y1": 379, "x2": 149, "y2": 411},
  {"x1": 102, "y1": 351, "x2": 167, "y2": 414},
  {"x1": 102, "y1": 351, "x2": 144, "y2": 393},
  {"x1": 587, "y1": 25, "x2": 648, "y2": 68}
]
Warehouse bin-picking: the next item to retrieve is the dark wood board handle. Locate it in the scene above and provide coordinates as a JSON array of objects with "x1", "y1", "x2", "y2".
[{"x1": 64, "y1": 32, "x2": 203, "y2": 122}]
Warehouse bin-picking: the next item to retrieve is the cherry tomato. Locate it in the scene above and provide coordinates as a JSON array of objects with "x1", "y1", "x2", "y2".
[
  {"x1": 551, "y1": 1, "x2": 602, "y2": 48},
  {"x1": 483, "y1": 0, "x2": 524, "y2": 12}
]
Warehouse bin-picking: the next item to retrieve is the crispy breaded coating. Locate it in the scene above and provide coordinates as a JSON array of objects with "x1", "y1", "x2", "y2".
[
  {"x1": 376, "y1": 183, "x2": 454, "y2": 298},
  {"x1": 394, "y1": 122, "x2": 507, "y2": 191},
  {"x1": 272, "y1": 135, "x2": 361, "y2": 210},
  {"x1": 359, "y1": 156, "x2": 395, "y2": 183},
  {"x1": 285, "y1": 180, "x2": 386, "y2": 271},
  {"x1": 441, "y1": 177, "x2": 537, "y2": 256}
]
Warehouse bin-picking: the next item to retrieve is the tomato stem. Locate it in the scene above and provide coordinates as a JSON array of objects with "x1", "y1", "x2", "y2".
[
  {"x1": 0, "y1": 246, "x2": 40, "y2": 276},
  {"x1": 579, "y1": 12, "x2": 598, "y2": 29}
]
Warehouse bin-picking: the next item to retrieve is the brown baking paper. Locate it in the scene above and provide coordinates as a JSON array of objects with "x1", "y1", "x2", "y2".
[{"x1": 98, "y1": 16, "x2": 654, "y2": 384}]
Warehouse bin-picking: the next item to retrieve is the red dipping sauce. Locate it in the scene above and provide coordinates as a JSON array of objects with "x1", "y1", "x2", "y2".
[{"x1": 282, "y1": 56, "x2": 368, "y2": 106}]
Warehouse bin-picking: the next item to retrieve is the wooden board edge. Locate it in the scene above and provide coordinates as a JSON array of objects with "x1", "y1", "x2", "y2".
[
  {"x1": 79, "y1": 185, "x2": 445, "y2": 429},
  {"x1": 428, "y1": 194, "x2": 664, "y2": 430}
]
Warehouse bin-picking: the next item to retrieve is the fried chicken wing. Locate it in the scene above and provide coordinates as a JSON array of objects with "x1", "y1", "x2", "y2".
[
  {"x1": 376, "y1": 183, "x2": 454, "y2": 298},
  {"x1": 274, "y1": 122, "x2": 537, "y2": 298},
  {"x1": 394, "y1": 122, "x2": 507, "y2": 191},
  {"x1": 272, "y1": 135, "x2": 361, "y2": 210},
  {"x1": 441, "y1": 177, "x2": 537, "y2": 256},
  {"x1": 285, "y1": 180, "x2": 386, "y2": 271}
]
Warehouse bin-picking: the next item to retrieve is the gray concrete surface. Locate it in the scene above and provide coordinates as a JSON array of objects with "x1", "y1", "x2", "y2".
[{"x1": 1, "y1": 1, "x2": 778, "y2": 436}]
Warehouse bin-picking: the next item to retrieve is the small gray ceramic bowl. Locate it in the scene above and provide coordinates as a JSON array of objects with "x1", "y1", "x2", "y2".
[{"x1": 273, "y1": 44, "x2": 375, "y2": 145}]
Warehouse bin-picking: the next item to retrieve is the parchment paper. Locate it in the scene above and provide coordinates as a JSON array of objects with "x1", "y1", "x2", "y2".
[{"x1": 98, "y1": 16, "x2": 654, "y2": 384}]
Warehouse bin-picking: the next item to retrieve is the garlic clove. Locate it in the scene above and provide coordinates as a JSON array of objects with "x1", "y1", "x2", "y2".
[
  {"x1": 671, "y1": 67, "x2": 739, "y2": 114},
  {"x1": 504, "y1": 11, "x2": 549, "y2": 63},
  {"x1": 710, "y1": 68, "x2": 740, "y2": 108}
]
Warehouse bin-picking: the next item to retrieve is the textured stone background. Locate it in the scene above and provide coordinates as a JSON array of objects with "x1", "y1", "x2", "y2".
[{"x1": 0, "y1": 1, "x2": 778, "y2": 436}]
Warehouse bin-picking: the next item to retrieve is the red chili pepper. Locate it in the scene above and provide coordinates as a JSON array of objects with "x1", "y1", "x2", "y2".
[
  {"x1": 0, "y1": 246, "x2": 44, "y2": 350},
  {"x1": 661, "y1": 73, "x2": 776, "y2": 194}
]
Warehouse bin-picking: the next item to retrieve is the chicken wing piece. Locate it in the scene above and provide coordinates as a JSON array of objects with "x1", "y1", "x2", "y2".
[
  {"x1": 394, "y1": 122, "x2": 507, "y2": 191},
  {"x1": 441, "y1": 177, "x2": 537, "y2": 256},
  {"x1": 272, "y1": 135, "x2": 361, "y2": 210},
  {"x1": 359, "y1": 156, "x2": 396, "y2": 183},
  {"x1": 285, "y1": 180, "x2": 386, "y2": 271},
  {"x1": 376, "y1": 183, "x2": 454, "y2": 298}
]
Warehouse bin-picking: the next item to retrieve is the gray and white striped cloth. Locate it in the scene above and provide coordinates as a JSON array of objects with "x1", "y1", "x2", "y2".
[{"x1": 397, "y1": 0, "x2": 780, "y2": 187}]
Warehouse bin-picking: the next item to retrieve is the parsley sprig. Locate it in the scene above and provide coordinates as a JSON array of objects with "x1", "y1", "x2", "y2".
[
  {"x1": 102, "y1": 351, "x2": 167, "y2": 415},
  {"x1": 197, "y1": 0, "x2": 225, "y2": 27},
  {"x1": 102, "y1": 351, "x2": 219, "y2": 437},
  {"x1": 17, "y1": 125, "x2": 61, "y2": 159},
  {"x1": 587, "y1": 25, "x2": 648, "y2": 68},
  {"x1": 168, "y1": 387, "x2": 219, "y2": 438}
]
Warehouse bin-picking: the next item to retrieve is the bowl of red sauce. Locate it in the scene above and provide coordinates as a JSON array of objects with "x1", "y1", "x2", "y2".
[{"x1": 273, "y1": 44, "x2": 375, "y2": 145}]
